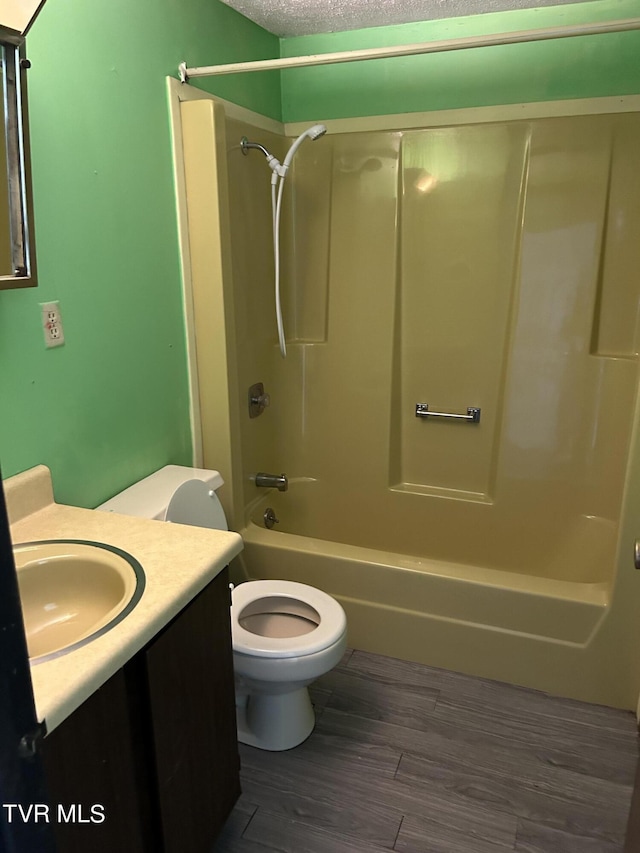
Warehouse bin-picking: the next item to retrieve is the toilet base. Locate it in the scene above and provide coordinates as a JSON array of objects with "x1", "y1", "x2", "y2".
[{"x1": 236, "y1": 686, "x2": 316, "y2": 751}]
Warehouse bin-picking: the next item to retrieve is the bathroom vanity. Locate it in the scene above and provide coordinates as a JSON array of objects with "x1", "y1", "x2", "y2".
[
  {"x1": 41, "y1": 568, "x2": 239, "y2": 852},
  {"x1": 4, "y1": 465, "x2": 244, "y2": 853}
]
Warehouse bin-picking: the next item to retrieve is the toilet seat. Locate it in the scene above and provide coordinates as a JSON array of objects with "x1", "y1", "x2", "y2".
[{"x1": 232, "y1": 580, "x2": 346, "y2": 659}]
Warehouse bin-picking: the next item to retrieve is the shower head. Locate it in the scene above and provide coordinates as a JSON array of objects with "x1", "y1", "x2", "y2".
[
  {"x1": 307, "y1": 124, "x2": 328, "y2": 141},
  {"x1": 281, "y1": 124, "x2": 328, "y2": 175}
]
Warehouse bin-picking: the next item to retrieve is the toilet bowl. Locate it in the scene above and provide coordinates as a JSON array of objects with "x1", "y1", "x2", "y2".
[
  {"x1": 98, "y1": 465, "x2": 347, "y2": 751},
  {"x1": 232, "y1": 579, "x2": 347, "y2": 750}
]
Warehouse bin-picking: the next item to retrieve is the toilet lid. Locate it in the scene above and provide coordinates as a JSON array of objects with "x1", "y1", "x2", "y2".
[
  {"x1": 232, "y1": 580, "x2": 347, "y2": 659},
  {"x1": 165, "y1": 480, "x2": 228, "y2": 530}
]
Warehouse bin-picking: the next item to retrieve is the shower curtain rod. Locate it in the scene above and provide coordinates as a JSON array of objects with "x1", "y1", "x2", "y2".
[{"x1": 179, "y1": 16, "x2": 640, "y2": 81}]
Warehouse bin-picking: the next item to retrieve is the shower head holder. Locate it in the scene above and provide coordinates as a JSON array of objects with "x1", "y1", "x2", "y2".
[{"x1": 240, "y1": 136, "x2": 282, "y2": 174}]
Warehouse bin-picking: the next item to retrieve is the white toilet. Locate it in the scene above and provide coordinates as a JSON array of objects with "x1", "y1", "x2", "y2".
[{"x1": 98, "y1": 465, "x2": 347, "y2": 751}]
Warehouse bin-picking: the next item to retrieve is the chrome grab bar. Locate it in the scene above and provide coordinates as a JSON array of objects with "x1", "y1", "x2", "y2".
[{"x1": 415, "y1": 404, "x2": 481, "y2": 423}]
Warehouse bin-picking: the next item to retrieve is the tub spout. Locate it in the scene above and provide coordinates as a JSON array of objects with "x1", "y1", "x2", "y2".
[{"x1": 255, "y1": 472, "x2": 288, "y2": 492}]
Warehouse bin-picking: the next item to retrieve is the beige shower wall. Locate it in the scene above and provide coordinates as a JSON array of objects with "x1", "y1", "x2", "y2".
[
  {"x1": 394, "y1": 123, "x2": 528, "y2": 499},
  {"x1": 268, "y1": 111, "x2": 640, "y2": 581},
  {"x1": 181, "y1": 99, "x2": 292, "y2": 525},
  {"x1": 225, "y1": 115, "x2": 290, "y2": 509},
  {"x1": 182, "y1": 98, "x2": 640, "y2": 584}
]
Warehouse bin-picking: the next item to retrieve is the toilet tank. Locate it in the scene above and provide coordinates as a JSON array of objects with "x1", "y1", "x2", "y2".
[{"x1": 97, "y1": 465, "x2": 227, "y2": 530}]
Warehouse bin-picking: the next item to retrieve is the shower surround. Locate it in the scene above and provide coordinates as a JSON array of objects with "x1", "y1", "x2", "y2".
[{"x1": 179, "y1": 95, "x2": 640, "y2": 708}]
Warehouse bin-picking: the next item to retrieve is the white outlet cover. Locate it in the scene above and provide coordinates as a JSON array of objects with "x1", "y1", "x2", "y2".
[{"x1": 40, "y1": 300, "x2": 65, "y2": 348}]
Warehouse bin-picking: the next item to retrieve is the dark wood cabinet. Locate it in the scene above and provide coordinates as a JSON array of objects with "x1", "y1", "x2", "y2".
[
  {"x1": 625, "y1": 749, "x2": 640, "y2": 852},
  {"x1": 41, "y1": 568, "x2": 240, "y2": 853},
  {"x1": 145, "y1": 565, "x2": 240, "y2": 851}
]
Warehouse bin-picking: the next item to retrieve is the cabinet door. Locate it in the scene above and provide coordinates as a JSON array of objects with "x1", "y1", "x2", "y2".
[
  {"x1": 625, "y1": 751, "x2": 640, "y2": 852},
  {"x1": 145, "y1": 568, "x2": 240, "y2": 853},
  {"x1": 1, "y1": 479, "x2": 56, "y2": 853},
  {"x1": 41, "y1": 667, "x2": 157, "y2": 852}
]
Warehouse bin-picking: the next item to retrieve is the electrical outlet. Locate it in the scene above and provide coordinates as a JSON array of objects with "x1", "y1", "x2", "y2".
[{"x1": 40, "y1": 301, "x2": 65, "y2": 348}]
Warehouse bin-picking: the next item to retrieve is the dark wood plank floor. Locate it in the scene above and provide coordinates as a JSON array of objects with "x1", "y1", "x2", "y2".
[{"x1": 212, "y1": 649, "x2": 639, "y2": 852}]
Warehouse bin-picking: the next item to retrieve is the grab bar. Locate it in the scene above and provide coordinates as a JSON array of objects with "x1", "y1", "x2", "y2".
[{"x1": 415, "y1": 403, "x2": 481, "y2": 423}]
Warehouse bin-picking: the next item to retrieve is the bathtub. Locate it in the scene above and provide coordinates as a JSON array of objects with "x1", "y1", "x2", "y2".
[{"x1": 239, "y1": 487, "x2": 616, "y2": 704}]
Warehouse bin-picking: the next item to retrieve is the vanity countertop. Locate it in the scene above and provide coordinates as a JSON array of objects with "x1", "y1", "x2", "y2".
[{"x1": 5, "y1": 465, "x2": 243, "y2": 733}]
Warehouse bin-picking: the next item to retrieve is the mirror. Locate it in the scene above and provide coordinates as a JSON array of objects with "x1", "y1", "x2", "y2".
[{"x1": 0, "y1": 26, "x2": 37, "y2": 289}]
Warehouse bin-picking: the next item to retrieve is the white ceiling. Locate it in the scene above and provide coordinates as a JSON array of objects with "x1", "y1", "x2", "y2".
[{"x1": 220, "y1": 0, "x2": 600, "y2": 37}]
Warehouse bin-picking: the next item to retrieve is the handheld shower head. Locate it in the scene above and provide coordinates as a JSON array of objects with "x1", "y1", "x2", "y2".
[
  {"x1": 281, "y1": 124, "x2": 328, "y2": 174},
  {"x1": 242, "y1": 124, "x2": 327, "y2": 359},
  {"x1": 306, "y1": 123, "x2": 328, "y2": 141}
]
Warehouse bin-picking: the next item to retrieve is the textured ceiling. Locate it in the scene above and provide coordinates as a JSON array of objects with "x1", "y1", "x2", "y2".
[{"x1": 220, "y1": 0, "x2": 599, "y2": 37}]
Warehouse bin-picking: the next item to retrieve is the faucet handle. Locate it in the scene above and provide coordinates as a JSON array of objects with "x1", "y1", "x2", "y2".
[{"x1": 248, "y1": 382, "x2": 271, "y2": 418}]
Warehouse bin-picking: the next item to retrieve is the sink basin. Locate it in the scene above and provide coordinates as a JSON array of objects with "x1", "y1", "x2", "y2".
[{"x1": 13, "y1": 540, "x2": 145, "y2": 664}]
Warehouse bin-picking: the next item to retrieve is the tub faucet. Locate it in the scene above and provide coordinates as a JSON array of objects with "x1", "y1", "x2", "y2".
[{"x1": 255, "y1": 472, "x2": 288, "y2": 492}]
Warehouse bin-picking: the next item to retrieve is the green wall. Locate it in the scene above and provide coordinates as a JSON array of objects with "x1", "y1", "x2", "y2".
[
  {"x1": 0, "y1": 0, "x2": 279, "y2": 507},
  {"x1": 280, "y1": 0, "x2": 640, "y2": 121}
]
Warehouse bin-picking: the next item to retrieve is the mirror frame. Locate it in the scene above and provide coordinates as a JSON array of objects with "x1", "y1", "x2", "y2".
[{"x1": 1, "y1": 25, "x2": 37, "y2": 290}]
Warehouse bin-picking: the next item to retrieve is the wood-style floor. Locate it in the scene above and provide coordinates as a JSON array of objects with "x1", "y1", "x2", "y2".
[{"x1": 212, "y1": 649, "x2": 638, "y2": 852}]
